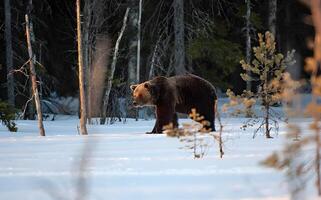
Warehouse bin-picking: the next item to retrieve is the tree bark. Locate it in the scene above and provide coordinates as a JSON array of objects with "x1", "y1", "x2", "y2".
[
  {"x1": 25, "y1": 0, "x2": 36, "y2": 120},
  {"x1": 83, "y1": 0, "x2": 92, "y2": 121},
  {"x1": 76, "y1": 0, "x2": 88, "y2": 135},
  {"x1": 245, "y1": 0, "x2": 251, "y2": 91},
  {"x1": 268, "y1": 0, "x2": 277, "y2": 36},
  {"x1": 5, "y1": 0, "x2": 14, "y2": 106},
  {"x1": 25, "y1": 14, "x2": 45, "y2": 137},
  {"x1": 101, "y1": 8, "x2": 130, "y2": 124},
  {"x1": 149, "y1": 41, "x2": 159, "y2": 79},
  {"x1": 136, "y1": 0, "x2": 142, "y2": 83},
  {"x1": 89, "y1": 35, "x2": 110, "y2": 118},
  {"x1": 128, "y1": 0, "x2": 138, "y2": 85},
  {"x1": 173, "y1": 0, "x2": 186, "y2": 75}
]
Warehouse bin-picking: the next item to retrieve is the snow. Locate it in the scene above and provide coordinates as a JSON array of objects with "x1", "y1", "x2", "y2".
[{"x1": 0, "y1": 113, "x2": 318, "y2": 199}]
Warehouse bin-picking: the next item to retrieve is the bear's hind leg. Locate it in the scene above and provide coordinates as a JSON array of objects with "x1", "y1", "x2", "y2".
[{"x1": 204, "y1": 114, "x2": 215, "y2": 132}]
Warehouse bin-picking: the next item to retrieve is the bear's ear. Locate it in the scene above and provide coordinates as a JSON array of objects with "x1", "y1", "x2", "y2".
[
  {"x1": 144, "y1": 82, "x2": 157, "y2": 92},
  {"x1": 144, "y1": 82, "x2": 151, "y2": 89},
  {"x1": 130, "y1": 84, "x2": 138, "y2": 91}
]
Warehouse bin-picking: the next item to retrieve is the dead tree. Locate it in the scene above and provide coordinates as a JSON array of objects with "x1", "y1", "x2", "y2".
[
  {"x1": 83, "y1": 0, "x2": 92, "y2": 121},
  {"x1": 76, "y1": 0, "x2": 88, "y2": 135},
  {"x1": 173, "y1": 0, "x2": 186, "y2": 75},
  {"x1": 101, "y1": 8, "x2": 130, "y2": 124},
  {"x1": 25, "y1": 0, "x2": 36, "y2": 120},
  {"x1": 5, "y1": 0, "x2": 14, "y2": 106},
  {"x1": 25, "y1": 14, "x2": 45, "y2": 137}
]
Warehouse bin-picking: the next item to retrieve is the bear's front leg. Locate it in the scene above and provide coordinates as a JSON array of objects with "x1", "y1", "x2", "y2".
[
  {"x1": 146, "y1": 121, "x2": 158, "y2": 134},
  {"x1": 147, "y1": 104, "x2": 175, "y2": 134}
]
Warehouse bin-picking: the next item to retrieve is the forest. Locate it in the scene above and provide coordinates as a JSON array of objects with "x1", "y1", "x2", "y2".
[
  {"x1": 0, "y1": 0, "x2": 313, "y2": 116},
  {"x1": 1, "y1": 0, "x2": 321, "y2": 199}
]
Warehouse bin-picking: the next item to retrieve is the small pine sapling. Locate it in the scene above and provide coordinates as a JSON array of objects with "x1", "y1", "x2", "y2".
[
  {"x1": 261, "y1": 73, "x2": 321, "y2": 196},
  {"x1": 164, "y1": 109, "x2": 211, "y2": 159},
  {"x1": 224, "y1": 32, "x2": 295, "y2": 138},
  {"x1": 262, "y1": 29, "x2": 321, "y2": 195}
]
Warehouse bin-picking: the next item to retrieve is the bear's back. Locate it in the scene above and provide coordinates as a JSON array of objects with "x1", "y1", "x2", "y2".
[{"x1": 168, "y1": 74, "x2": 217, "y2": 107}]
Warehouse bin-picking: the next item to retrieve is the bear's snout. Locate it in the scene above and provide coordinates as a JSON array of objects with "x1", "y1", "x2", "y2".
[{"x1": 132, "y1": 97, "x2": 144, "y2": 107}]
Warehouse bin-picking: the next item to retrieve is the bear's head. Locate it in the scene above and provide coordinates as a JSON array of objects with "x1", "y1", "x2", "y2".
[
  {"x1": 130, "y1": 76, "x2": 170, "y2": 107},
  {"x1": 130, "y1": 81, "x2": 155, "y2": 107}
]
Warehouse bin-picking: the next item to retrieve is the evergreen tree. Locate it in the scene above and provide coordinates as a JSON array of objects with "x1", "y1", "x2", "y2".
[{"x1": 225, "y1": 32, "x2": 295, "y2": 138}]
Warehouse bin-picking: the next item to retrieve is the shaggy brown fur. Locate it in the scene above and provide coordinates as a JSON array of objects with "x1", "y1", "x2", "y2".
[{"x1": 130, "y1": 74, "x2": 217, "y2": 133}]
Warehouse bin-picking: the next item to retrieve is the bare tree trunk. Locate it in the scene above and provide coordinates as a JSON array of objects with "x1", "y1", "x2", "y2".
[
  {"x1": 89, "y1": 36, "x2": 110, "y2": 118},
  {"x1": 128, "y1": 0, "x2": 138, "y2": 85},
  {"x1": 149, "y1": 41, "x2": 159, "y2": 79},
  {"x1": 173, "y1": 0, "x2": 186, "y2": 75},
  {"x1": 25, "y1": 14, "x2": 45, "y2": 137},
  {"x1": 25, "y1": 0, "x2": 36, "y2": 120},
  {"x1": 5, "y1": 0, "x2": 14, "y2": 106},
  {"x1": 83, "y1": 0, "x2": 92, "y2": 122},
  {"x1": 76, "y1": 0, "x2": 88, "y2": 135},
  {"x1": 83, "y1": 0, "x2": 111, "y2": 120},
  {"x1": 268, "y1": 0, "x2": 277, "y2": 36},
  {"x1": 265, "y1": 104, "x2": 271, "y2": 138},
  {"x1": 136, "y1": 0, "x2": 142, "y2": 83},
  {"x1": 245, "y1": 0, "x2": 251, "y2": 91},
  {"x1": 128, "y1": 0, "x2": 139, "y2": 120},
  {"x1": 101, "y1": 8, "x2": 130, "y2": 125},
  {"x1": 264, "y1": 73, "x2": 272, "y2": 139}
]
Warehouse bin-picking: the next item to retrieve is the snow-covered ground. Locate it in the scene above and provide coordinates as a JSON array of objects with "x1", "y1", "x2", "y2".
[{"x1": 0, "y1": 114, "x2": 317, "y2": 199}]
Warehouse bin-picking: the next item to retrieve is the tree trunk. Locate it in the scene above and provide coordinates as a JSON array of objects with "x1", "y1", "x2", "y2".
[
  {"x1": 83, "y1": 0, "x2": 92, "y2": 121},
  {"x1": 5, "y1": 0, "x2": 14, "y2": 106},
  {"x1": 136, "y1": 0, "x2": 142, "y2": 83},
  {"x1": 101, "y1": 8, "x2": 130, "y2": 125},
  {"x1": 128, "y1": 0, "x2": 139, "y2": 120},
  {"x1": 76, "y1": 0, "x2": 88, "y2": 135},
  {"x1": 149, "y1": 41, "x2": 159, "y2": 79},
  {"x1": 268, "y1": 0, "x2": 277, "y2": 36},
  {"x1": 25, "y1": 0, "x2": 36, "y2": 120},
  {"x1": 89, "y1": 36, "x2": 110, "y2": 118},
  {"x1": 128, "y1": 0, "x2": 138, "y2": 85},
  {"x1": 83, "y1": 0, "x2": 111, "y2": 119},
  {"x1": 265, "y1": 104, "x2": 272, "y2": 138},
  {"x1": 264, "y1": 73, "x2": 272, "y2": 139},
  {"x1": 25, "y1": 14, "x2": 45, "y2": 137},
  {"x1": 245, "y1": 0, "x2": 251, "y2": 91},
  {"x1": 173, "y1": 0, "x2": 186, "y2": 75}
]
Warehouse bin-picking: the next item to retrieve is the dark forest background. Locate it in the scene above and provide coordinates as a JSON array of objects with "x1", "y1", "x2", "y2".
[{"x1": 0, "y1": 0, "x2": 314, "y2": 117}]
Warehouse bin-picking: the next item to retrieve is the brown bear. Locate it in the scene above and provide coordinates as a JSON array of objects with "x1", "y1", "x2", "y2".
[{"x1": 130, "y1": 74, "x2": 217, "y2": 133}]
